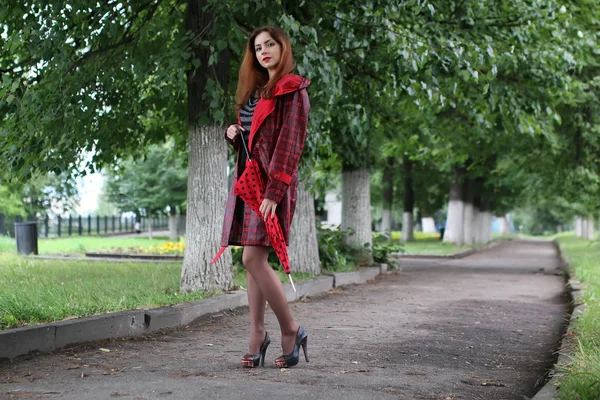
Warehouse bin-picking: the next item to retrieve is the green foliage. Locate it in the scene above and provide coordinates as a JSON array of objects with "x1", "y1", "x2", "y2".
[
  {"x1": 1, "y1": 0, "x2": 599, "y2": 260},
  {"x1": 1, "y1": 1, "x2": 190, "y2": 178},
  {"x1": 0, "y1": 185, "x2": 25, "y2": 216},
  {"x1": 105, "y1": 140, "x2": 187, "y2": 216},
  {"x1": 556, "y1": 235, "x2": 600, "y2": 400},
  {"x1": 371, "y1": 234, "x2": 402, "y2": 269},
  {"x1": 0, "y1": 254, "x2": 203, "y2": 329},
  {"x1": 0, "y1": 172, "x2": 79, "y2": 217},
  {"x1": 317, "y1": 225, "x2": 358, "y2": 272}
]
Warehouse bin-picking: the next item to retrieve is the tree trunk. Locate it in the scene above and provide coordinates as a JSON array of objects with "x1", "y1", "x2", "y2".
[
  {"x1": 341, "y1": 166, "x2": 373, "y2": 265},
  {"x1": 471, "y1": 207, "x2": 481, "y2": 243},
  {"x1": 476, "y1": 201, "x2": 484, "y2": 243},
  {"x1": 179, "y1": 214, "x2": 187, "y2": 236},
  {"x1": 289, "y1": 179, "x2": 321, "y2": 274},
  {"x1": 585, "y1": 217, "x2": 595, "y2": 240},
  {"x1": 498, "y1": 215, "x2": 512, "y2": 235},
  {"x1": 421, "y1": 216, "x2": 436, "y2": 233},
  {"x1": 401, "y1": 156, "x2": 415, "y2": 242},
  {"x1": 181, "y1": 125, "x2": 233, "y2": 292},
  {"x1": 472, "y1": 193, "x2": 481, "y2": 243},
  {"x1": 148, "y1": 214, "x2": 153, "y2": 240},
  {"x1": 575, "y1": 216, "x2": 583, "y2": 237},
  {"x1": 168, "y1": 207, "x2": 179, "y2": 242},
  {"x1": 180, "y1": 0, "x2": 233, "y2": 293},
  {"x1": 443, "y1": 168, "x2": 465, "y2": 245},
  {"x1": 484, "y1": 211, "x2": 493, "y2": 242},
  {"x1": 381, "y1": 157, "x2": 394, "y2": 234},
  {"x1": 462, "y1": 179, "x2": 474, "y2": 245}
]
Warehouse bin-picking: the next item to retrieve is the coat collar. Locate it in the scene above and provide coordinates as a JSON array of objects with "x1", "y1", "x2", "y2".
[{"x1": 247, "y1": 74, "x2": 310, "y2": 150}]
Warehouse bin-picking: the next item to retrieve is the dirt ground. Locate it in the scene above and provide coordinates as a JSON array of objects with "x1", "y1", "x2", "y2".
[{"x1": 0, "y1": 240, "x2": 568, "y2": 400}]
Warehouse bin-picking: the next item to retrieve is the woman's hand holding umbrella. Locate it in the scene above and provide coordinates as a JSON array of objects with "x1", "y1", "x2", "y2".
[{"x1": 259, "y1": 198, "x2": 277, "y2": 220}]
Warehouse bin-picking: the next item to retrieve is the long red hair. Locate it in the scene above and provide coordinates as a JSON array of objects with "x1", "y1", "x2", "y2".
[{"x1": 235, "y1": 26, "x2": 296, "y2": 111}]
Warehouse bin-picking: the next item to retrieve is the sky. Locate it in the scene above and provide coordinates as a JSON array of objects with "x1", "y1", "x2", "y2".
[{"x1": 76, "y1": 171, "x2": 104, "y2": 215}]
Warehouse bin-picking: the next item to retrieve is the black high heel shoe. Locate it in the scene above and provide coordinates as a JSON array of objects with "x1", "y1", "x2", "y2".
[
  {"x1": 241, "y1": 332, "x2": 271, "y2": 368},
  {"x1": 275, "y1": 327, "x2": 309, "y2": 368}
]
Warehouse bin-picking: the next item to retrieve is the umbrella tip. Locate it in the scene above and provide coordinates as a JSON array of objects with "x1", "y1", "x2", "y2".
[{"x1": 288, "y1": 274, "x2": 296, "y2": 292}]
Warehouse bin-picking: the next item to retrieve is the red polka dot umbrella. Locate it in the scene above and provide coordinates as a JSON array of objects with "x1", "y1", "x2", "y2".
[{"x1": 212, "y1": 131, "x2": 295, "y2": 291}]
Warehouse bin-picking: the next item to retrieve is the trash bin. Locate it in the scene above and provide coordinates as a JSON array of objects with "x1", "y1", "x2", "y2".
[{"x1": 14, "y1": 221, "x2": 39, "y2": 255}]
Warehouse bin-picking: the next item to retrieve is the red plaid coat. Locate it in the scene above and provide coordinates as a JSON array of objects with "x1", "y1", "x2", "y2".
[{"x1": 221, "y1": 74, "x2": 311, "y2": 247}]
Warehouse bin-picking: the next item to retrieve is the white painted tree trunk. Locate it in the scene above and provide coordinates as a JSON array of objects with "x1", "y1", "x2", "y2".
[
  {"x1": 421, "y1": 217, "x2": 436, "y2": 234},
  {"x1": 169, "y1": 214, "x2": 179, "y2": 241},
  {"x1": 486, "y1": 213, "x2": 493, "y2": 241},
  {"x1": 443, "y1": 180, "x2": 465, "y2": 245},
  {"x1": 381, "y1": 209, "x2": 392, "y2": 234},
  {"x1": 463, "y1": 202, "x2": 474, "y2": 245},
  {"x1": 401, "y1": 212, "x2": 414, "y2": 242},
  {"x1": 479, "y1": 210, "x2": 488, "y2": 243},
  {"x1": 289, "y1": 179, "x2": 321, "y2": 274},
  {"x1": 472, "y1": 208, "x2": 481, "y2": 243},
  {"x1": 585, "y1": 217, "x2": 595, "y2": 240},
  {"x1": 462, "y1": 180, "x2": 475, "y2": 245},
  {"x1": 181, "y1": 124, "x2": 233, "y2": 293},
  {"x1": 575, "y1": 217, "x2": 583, "y2": 237},
  {"x1": 341, "y1": 168, "x2": 373, "y2": 265},
  {"x1": 498, "y1": 215, "x2": 512, "y2": 235}
]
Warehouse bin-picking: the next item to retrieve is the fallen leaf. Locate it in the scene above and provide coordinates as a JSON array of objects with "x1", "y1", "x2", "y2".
[
  {"x1": 481, "y1": 381, "x2": 505, "y2": 387},
  {"x1": 100, "y1": 348, "x2": 110, "y2": 353}
]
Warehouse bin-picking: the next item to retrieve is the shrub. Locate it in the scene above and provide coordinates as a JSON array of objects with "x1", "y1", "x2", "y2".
[
  {"x1": 372, "y1": 233, "x2": 403, "y2": 269},
  {"x1": 316, "y1": 225, "x2": 360, "y2": 272}
]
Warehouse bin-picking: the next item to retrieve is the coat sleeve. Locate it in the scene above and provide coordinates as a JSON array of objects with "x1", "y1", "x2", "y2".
[{"x1": 264, "y1": 88, "x2": 310, "y2": 204}]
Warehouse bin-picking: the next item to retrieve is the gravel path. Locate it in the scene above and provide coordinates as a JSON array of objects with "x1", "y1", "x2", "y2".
[{"x1": 0, "y1": 240, "x2": 567, "y2": 400}]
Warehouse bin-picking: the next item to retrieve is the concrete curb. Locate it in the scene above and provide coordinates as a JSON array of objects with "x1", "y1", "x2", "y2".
[
  {"x1": 85, "y1": 252, "x2": 184, "y2": 261},
  {"x1": 531, "y1": 239, "x2": 587, "y2": 400},
  {"x1": 392, "y1": 239, "x2": 504, "y2": 260},
  {"x1": 26, "y1": 255, "x2": 181, "y2": 263},
  {"x1": 0, "y1": 265, "x2": 389, "y2": 360}
]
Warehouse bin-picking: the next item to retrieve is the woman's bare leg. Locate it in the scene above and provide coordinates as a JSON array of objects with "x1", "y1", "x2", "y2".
[
  {"x1": 246, "y1": 271, "x2": 267, "y2": 354},
  {"x1": 243, "y1": 246, "x2": 299, "y2": 356}
]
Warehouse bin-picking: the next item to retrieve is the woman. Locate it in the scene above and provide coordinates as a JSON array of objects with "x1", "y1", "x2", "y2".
[{"x1": 221, "y1": 26, "x2": 310, "y2": 368}]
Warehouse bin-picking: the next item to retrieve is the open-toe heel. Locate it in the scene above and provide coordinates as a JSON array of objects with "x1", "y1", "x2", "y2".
[
  {"x1": 241, "y1": 332, "x2": 270, "y2": 368},
  {"x1": 275, "y1": 327, "x2": 309, "y2": 368}
]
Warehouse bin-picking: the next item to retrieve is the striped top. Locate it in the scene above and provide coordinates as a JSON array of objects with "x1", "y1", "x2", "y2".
[{"x1": 239, "y1": 95, "x2": 259, "y2": 132}]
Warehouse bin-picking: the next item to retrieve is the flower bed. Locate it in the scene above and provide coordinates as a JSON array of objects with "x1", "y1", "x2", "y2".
[{"x1": 85, "y1": 241, "x2": 185, "y2": 260}]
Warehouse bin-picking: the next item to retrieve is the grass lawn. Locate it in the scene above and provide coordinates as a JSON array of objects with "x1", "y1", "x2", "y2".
[
  {"x1": 555, "y1": 235, "x2": 600, "y2": 400},
  {"x1": 0, "y1": 235, "x2": 177, "y2": 255},
  {"x1": 401, "y1": 239, "x2": 475, "y2": 255},
  {"x1": 388, "y1": 231, "x2": 477, "y2": 255},
  {"x1": 0, "y1": 250, "x2": 315, "y2": 330}
]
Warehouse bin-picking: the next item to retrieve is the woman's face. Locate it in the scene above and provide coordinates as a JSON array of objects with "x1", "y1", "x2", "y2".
[{"x1": 254, "y1": 31, "x2": 281, "y2": 72}]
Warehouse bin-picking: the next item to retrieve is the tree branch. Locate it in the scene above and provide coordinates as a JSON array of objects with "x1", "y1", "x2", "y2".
[{"x1": 67, "y1": 0, "x2": 162, "y2": 73}]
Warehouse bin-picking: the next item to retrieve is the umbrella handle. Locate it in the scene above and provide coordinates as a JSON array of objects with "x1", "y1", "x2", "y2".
[
  {"x1": 288, "y1": 274, "x2": 296, "y2": 293},
  {"x1": 238, "y1": 127, "x2": 251, "y2": 160}
]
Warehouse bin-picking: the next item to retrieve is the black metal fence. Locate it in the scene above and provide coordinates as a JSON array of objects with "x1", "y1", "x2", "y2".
[{"x1": 0, "y1": 214, "x2": 170, "y2": 238}]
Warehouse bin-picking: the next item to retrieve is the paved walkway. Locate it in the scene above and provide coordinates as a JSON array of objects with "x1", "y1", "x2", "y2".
[{"x1": 0, "y1": 240, "x2": 567, "y2": 400}]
